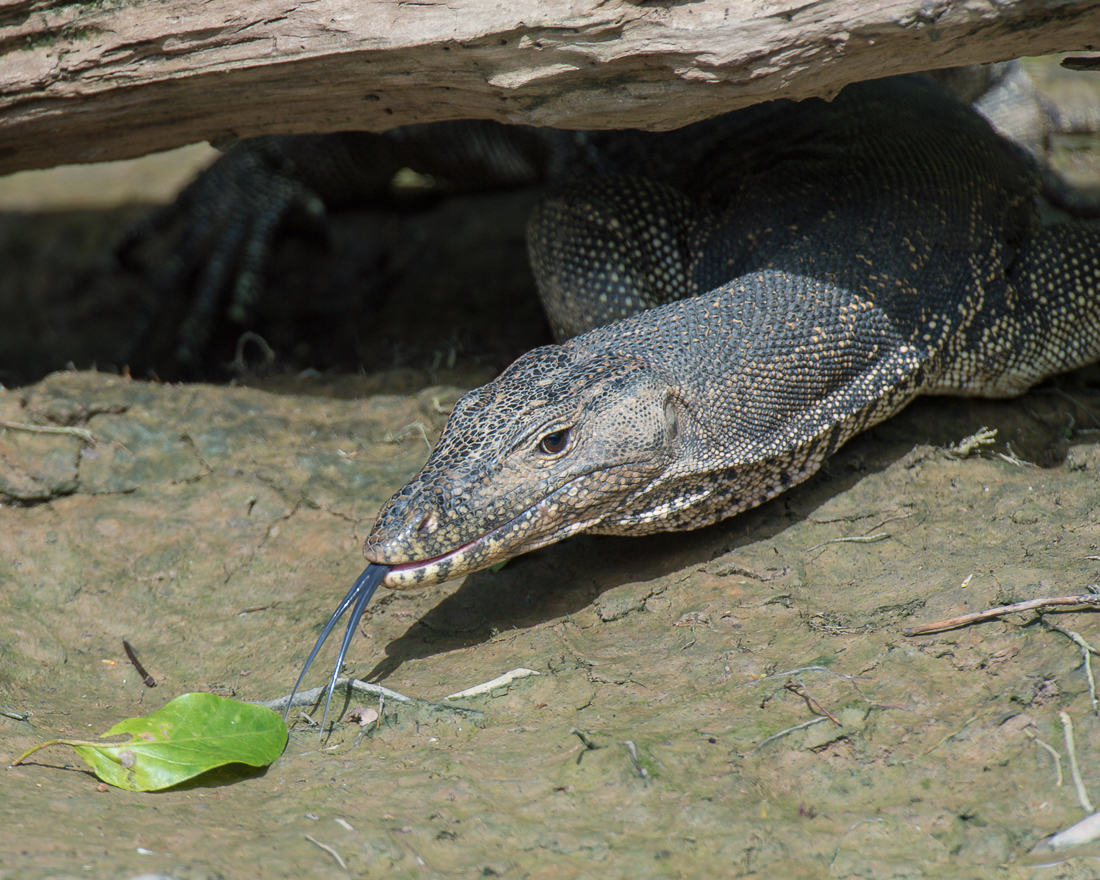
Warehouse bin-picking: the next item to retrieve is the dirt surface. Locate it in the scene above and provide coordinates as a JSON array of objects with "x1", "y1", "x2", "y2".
[{"x1": 3, "y1": 60, "x2": 1100, "y2": 879}]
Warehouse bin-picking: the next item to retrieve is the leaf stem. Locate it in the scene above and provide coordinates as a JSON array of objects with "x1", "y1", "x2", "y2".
[{"x1": 10, "y1": 738, "x2": 112, "y2": 766}]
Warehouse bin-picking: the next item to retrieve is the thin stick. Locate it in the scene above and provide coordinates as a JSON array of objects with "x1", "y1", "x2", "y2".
[
  {"x1": 784, "y1": 679, "x2": 842, "y2": 725},
  {"x1": 1044, "y1": 623, "x2": 1099, "y2": 712},
  {"x1": 236, "y1": 604, "x2": 275, "y2": 615},
  {"x1": 1060, "y1": 711, "x2": 1094, "y2": 813},
  {"x1": 623, "y1": 740, "x2": 650, "y2": 783},
  {"x1": 445, "y1": 667, "x2": 540, "y2": 700},
  {"x1": 867, "y1": 511, "x2": 913, "y2": 532},
  {"x1": 0, "y1": 419, "x2": 132, "y2": 454},
  {"x1": 806, "y1": 533, "x2": 889, "y2": 553},
  {"x1": 756, "y1": 665, "x2": 868, "y2": 682},
  {"x1": 257, "y1": 678, "x2": 416, "y2": 712},
  {"x1": 1082, "y1": 646, "x2": 1096, "y2": 715},
  {"x1": 1042, "y1": 622, "x2": 1100, "y2": 657},
  {"x1": 296, "y1": 710, "x2": 318, "y2": 728},
  {"x1": 256, "y1": 678, "x2": 485, "y2": 721},
  {"x1": 997, "y1": 450, "x2": 1036, "y2": 467},
  {"x1": 903, "y1": 595, "x2": 1100, "y2": 636},
  {"x1": 0, "y1": 420, "x2": 97, "y2": 444},
  {"x1": 750, "y1": 716, "x2": 828, "y2": 752},
  {"x1": 121, "y1": 637, "x2": 156, "y2": 688},
  {"x1": 1024, "y1": 729, "x2": 1063, "y2": 788},
  {"x1": 303, "y1": 834, "x2": 347, "y2": 870}
]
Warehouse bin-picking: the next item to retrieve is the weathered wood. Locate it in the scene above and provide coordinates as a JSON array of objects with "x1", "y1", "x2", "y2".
[{"x1": 1, "y1": 0, "x2": 1098, "y2": 175}]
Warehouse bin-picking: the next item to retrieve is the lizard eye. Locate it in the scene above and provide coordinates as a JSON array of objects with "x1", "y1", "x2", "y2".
[{"x1": 538, "y1": 429, "x2": 571, "y2": 455}]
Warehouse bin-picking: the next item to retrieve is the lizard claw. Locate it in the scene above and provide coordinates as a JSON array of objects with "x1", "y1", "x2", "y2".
[{"x1": 117, "y1": 137, "x2": 331, "y2": 372}]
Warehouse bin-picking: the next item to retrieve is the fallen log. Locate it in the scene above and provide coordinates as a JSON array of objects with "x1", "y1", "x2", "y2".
[{"x1": 1, "y1": 0, "x2": 1097, "y2": 174}]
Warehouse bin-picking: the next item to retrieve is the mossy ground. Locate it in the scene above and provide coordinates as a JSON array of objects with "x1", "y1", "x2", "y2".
[{"x1": 1, "y1": 57, "x2": 1100, "y2": 879}]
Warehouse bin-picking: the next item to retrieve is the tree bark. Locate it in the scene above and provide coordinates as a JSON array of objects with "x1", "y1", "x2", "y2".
[{"x1": 1, "y1": 0, "x2": 1097, "y2": 175}]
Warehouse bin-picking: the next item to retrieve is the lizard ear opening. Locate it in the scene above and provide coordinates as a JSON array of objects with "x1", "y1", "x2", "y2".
[{"x1": 664, "y1": 397, "x2": 679, "y2": 442}]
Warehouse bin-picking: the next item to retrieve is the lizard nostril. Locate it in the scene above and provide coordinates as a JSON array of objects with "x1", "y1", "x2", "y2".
[{"x1": 417, "y1": 512, "x2": 439, "y2": 534}]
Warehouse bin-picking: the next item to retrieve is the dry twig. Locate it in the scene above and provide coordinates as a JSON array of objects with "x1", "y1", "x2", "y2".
[
  {"x1": 1043, "y1": 623, "x2": 1099, "y2": 713},
  {"x1": 304, "y1": 834, "x2": 347, "y2": 870},
  {"x1": 806, "y1": 533, "x2": 889, "y2": 554},
  {"x1": 1024, "y1": 728, "x2": 1063, "y2": 788},
  {"x1": 784, "y1": 679, "x2": 842, "y2": 725},
  {"x1": 1060, "y1": 711, "x2": 1094, "y2": 813},
  {"x1": 750, "y1": 716, "x2": 829, "y2": 752},
  {"x1": 623, "y1": 740, "x2": 651, "y2": 783},
  {"x1": 445, "y1": 667, "x2": 540, "y2": 700},
  {"x1": 903, "y1": 595, "x2": 1100, "y2": 636},
  {"x1": 0, "y1": 420, "x2": 97, "y2": 444}
]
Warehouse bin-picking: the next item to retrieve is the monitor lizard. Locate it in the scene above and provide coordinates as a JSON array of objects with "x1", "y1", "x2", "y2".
[
  {"x1": 363, "y1": 74, "x2": 1100, "y2": 588},
  {"x1": 285, "y1": 73, "x2": 1100, "y2": 726}
]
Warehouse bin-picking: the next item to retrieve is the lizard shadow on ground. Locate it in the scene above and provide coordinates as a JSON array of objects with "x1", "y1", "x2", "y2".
[{"x1": 361, "y1": 376, "x2": 1100, "y2": 683}]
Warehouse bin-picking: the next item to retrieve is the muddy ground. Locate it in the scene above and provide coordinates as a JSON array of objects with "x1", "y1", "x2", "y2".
[{"x1": 2, "y1": 59, "x2": 1100, "y2": 879}]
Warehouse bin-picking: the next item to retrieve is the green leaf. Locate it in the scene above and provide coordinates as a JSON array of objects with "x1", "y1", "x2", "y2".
[{"x1": 13, "y1": 693, "x2": 287, "y2": 791}]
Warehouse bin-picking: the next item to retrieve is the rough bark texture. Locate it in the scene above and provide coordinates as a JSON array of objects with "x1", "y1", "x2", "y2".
[{"x1": 0, "y1": 0, "x2": 1098, "y2": 175}]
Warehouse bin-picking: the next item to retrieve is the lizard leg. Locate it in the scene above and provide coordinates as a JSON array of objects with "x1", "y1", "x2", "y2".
[
  {"x1": 119, "y1": 135, "x2": 375, "y2": 368},
  {"x1": 931, "y1": 221, "x2": 1100, "y2": 397},
  {"x1": 121, "y1": 122, "x2": 557, "y2": 372},
  {"x1": 527, "y1": 175, "x2": 700, "y2": 340}
]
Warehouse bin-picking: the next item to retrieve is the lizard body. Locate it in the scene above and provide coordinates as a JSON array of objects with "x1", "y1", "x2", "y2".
[{"x1": 362, "y1": 75, "x2": 1100, "y2": 588}]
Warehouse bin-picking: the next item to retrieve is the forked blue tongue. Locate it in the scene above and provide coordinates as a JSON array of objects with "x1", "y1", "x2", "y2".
[{"x1": 284, "y1": 563, "x2": 389, "y2": 734}]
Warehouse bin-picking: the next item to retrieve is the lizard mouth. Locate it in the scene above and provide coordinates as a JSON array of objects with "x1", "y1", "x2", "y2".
[
  {"x1": 380, "y1": 535, "x2": 485, "y2": 587},
  {"x1": 368, "y1": 479, "x2": 607, "y2": 589}
]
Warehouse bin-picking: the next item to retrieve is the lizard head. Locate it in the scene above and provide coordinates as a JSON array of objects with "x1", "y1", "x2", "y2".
[{"x1": 364, "y1": 342, "x2": 685, "y2": 587}]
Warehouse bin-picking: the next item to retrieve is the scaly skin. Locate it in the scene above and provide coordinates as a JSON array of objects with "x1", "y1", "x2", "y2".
[{"x1": 364, "y1": 75, "x2": 1100, "y2": 589}]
